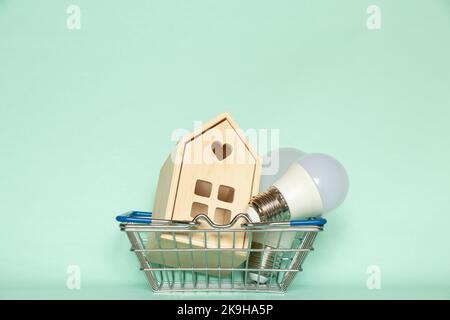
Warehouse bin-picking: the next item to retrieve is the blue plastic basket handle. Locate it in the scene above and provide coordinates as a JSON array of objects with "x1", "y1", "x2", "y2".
[
  {"x1": 116, "y1": 211, "x2": 152, "y2": 224},
  {"x1": 128, "y1": 211, "x2": 152, "y2": 217},
  {"x1": 290, "y1": 218, "x2": 327, "y2": 227},
  {"x1": 116, "y1": 211, "x2": 326, "y2": 227}
]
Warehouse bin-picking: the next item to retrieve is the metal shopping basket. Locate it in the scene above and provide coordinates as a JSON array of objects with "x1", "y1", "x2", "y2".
[{"x1": 116, "y1": 211, "x2": 326, "y2": 293}]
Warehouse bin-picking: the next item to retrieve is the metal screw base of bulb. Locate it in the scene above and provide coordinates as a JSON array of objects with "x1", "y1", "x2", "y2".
[
  {"x1": 248, "y1": 186, "x2": 292, "y2": 283},
  {"x1": 249, "y1": 186, "x2": 290, "y2": 222},
  {"x1": 248, "y1": 242, "x2": 281, "y2": 283}
]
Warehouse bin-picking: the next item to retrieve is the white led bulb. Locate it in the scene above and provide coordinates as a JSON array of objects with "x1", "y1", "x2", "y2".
[
  {"x1": 248, "y1": 153, "x2": 349, "y2": 222},
  {"x1": 247, "y1": 152, "x2": 349, "y2": 283}
]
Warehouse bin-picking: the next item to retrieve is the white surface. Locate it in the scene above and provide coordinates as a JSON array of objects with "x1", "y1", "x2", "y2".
[
  {"x1": 245, "y1": 206, "x2": 261, "y2": 223},
  {"x1": 297, "y1": 153, "x2": 349, "y2": 212},
  {"x1": 260, "y1": 148, "x2": 307, "y2": 191},
  {"x1": 273, "y1": 163, "x2": 323, "y2": 219}
]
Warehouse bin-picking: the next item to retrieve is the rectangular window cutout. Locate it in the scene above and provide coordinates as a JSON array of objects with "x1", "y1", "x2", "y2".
[
  {"x1": 214, "y1": 207, "x2": 231, "y2": 225},
  {"x1": 218, "y1": 185, "x2": 235, "y2": 203},
  {"x1": 191, "y1": 202, "x2": 208, "y2": 218},
  {"x1": 194, "y1": 179, "x2": 212, "y2": 198}
]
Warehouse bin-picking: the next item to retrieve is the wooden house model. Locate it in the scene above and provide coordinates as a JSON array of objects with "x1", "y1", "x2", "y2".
[{"x1": 147, "y1": 112, "x2": 261, "y2": 272}]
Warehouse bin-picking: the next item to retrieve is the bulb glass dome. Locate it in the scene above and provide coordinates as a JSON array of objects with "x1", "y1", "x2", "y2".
[
  {"x1": 296, "y1": 153, "x2": 349, "y2": 212},
  {"x1": 260, "y1": 148, "x2": 307, "y2": 191}
]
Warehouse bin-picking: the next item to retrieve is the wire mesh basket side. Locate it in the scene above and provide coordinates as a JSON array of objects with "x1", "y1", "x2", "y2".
[{"x1": 125, "y1": 226, "x2": 321, "y2": 293}]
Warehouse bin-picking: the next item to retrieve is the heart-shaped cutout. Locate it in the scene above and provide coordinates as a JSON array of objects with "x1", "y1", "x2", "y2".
[{"x1": 211, "y1": 141, "x2": 233, "y2": 161}]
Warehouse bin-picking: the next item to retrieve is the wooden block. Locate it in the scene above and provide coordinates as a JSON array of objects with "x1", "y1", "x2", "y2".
[{"x1": 146, "y1": 218, "x2": 250, "y2": 276}]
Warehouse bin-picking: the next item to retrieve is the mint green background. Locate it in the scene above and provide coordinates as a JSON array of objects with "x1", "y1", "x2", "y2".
[{"x1": 1, "y1": 0, "x2": 449, "y2": 299}]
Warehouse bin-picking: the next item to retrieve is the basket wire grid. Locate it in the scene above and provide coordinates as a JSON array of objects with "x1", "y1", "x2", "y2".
[{"x1": 118, "y1": 211, "x2": 325, "y2": 293}]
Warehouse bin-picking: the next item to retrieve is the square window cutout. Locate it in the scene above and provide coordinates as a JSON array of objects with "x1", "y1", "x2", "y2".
[
  {"x1": 194, "y1": 180, "x2": 212, "y2": 198},
  {"x1": 191, "y1": 202, "x2": 208, "y2": 219},
  {"x1": 218, "y1": 185, "x2": 235, "y2": 203},
  {"x1": 214, "y1": 207, "x2": 231, "y2": 225}
]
